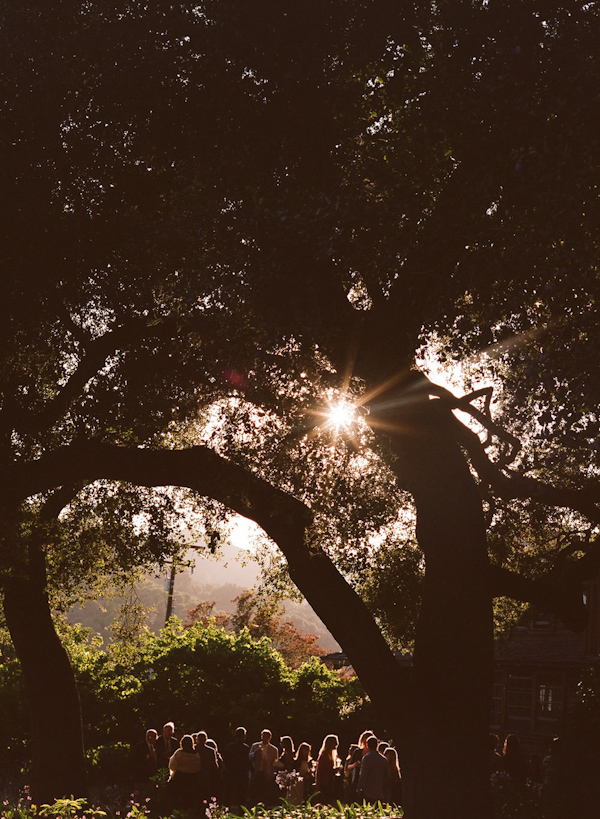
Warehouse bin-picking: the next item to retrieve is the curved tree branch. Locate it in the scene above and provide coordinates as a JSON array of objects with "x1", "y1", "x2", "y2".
[
  {"x1": 14, "y1": 440, "x2": 410, "y2": 720},
  {"x1": 451, "y1": 415, "x2": 600, "y2": 524},
  {"x1": 490, "y1": 564, "x2": 586, "y2": 632}
]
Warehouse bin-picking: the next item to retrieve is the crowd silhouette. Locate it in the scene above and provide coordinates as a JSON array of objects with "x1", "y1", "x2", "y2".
[
  {"x1": 132, "y1": 723, "x2": 557, "y2": 815},
  {"x1": 132, "y1": 723, "x2": 403, "y2": 814}
]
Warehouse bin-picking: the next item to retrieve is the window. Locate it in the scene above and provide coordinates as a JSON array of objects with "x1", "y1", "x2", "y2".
[
  {"x1": 506, "y1": 674, "x2": 533, "y2": 731},
  {"x1": 536, "y1": 673, "x2": 564, "y2": 724},
  {"x1": 491, "y1": 671, "x2": 504, "y2": 729},
  {"x1": 532, "y1": 612, "x2": 553, "y2": 630}
]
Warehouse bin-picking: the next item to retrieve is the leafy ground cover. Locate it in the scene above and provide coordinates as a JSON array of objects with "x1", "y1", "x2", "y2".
[{"x1": 0, "y1": 794, "x2": 403, "y2": 819}]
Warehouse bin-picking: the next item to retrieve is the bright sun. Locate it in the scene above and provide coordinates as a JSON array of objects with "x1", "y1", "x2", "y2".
[{"x1": 327, "y1": 401, "x2": 356, "y2": 430}]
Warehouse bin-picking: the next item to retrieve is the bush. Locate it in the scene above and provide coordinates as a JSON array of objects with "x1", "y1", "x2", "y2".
[
  {"x1": 86, "y1": 743, "x2": 132, "y2": 787},
  {"x1": 0, "y1": 618, "x2": 364, "y2": 778}
]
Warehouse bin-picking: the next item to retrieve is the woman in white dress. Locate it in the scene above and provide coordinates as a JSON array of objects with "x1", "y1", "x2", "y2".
[{"x1": 288, "y1": 742, "x2": 314, "y2": 805}]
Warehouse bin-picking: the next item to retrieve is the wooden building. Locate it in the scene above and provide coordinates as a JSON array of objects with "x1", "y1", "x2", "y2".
[
  {"x1": 322, "y1": 581, "x2": 600, "y2": 758},
  {"x1": 492, "y1": 580, "x2": 600, "y2": 755}
]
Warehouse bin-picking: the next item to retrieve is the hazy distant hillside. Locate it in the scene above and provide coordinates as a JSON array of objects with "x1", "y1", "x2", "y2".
[
  {"x1": 187, "y1": 541, "x2": 260, "y2": 588},
  {"x1": 68, "y1": 542, "x2": 340, "y2": 652}
]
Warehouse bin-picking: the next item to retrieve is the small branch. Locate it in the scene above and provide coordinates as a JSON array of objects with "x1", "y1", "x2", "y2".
[
  {"x1": 14, "y1": 318, "x2": 171, "y2": 437},
  {"x1": 449, "y1": 413, "x2": 600, "y2": 524},
  {"x1": 424, "y1": 376, "x2": 521, "y2": 467}
]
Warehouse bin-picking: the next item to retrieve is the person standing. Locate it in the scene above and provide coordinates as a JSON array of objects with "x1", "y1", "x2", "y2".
[
  {"x1": 132, "y1": 728, "x2": 159, "y2": 781},
  {"x1": 195, "y1": 731, "x2": 219, "y2": 804},
  {"x1": 290, "y1": 742, "x2": 314, "y2": 805},
  {"x1": 206, "y1": 738, "x2": 224, "y2": 803},
  {"x1": 249, "y1": 729, "x2": 279, "y2": 806},
  {"x1": 357, "y1": 735, "x2": 390, "y2": 803},
  {"x1": 156, "y1": 722, "x2": 178, "y2": 769},
  {"x1": 166, "y1": 735, "x2": 202, "y2": 813},
  {"x1": 222, "y1": 727, "x2": 250, "y2": 808},
  {"x1": 384, "y1": 747, "x2": 402, "y2": 806},
  {"x1": 502, "y1": 733, "x2": 531, "y2": 790},
  {"x1": 275, "y1": 736, "x2": 295, "y2": 772},
  {"x1": 315, "y1": 734, "x2": 340, "y2": 805}
]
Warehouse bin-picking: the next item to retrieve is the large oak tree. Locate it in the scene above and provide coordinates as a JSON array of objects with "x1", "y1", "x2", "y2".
[{"x1": 2, "y1": 2, "x2": 600, "y2": 816}]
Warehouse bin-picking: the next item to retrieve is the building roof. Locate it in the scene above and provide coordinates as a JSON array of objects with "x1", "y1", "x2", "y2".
[
  {"x1": 321, "y1": 648, "x2": 413, "y2": 667},
  {"x1": 495, "y1": 622, "x2": 592, "y2": 667}
]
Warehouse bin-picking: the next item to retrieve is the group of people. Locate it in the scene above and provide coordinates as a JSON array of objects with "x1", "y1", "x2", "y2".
[
  {"x1": 132, "y1": 723, "x2": 402, "y2": 813},
  {"x1": 489, "y1": 731, "x2": 561, "y2": 804},
  {"x1": 134, "y1": 722, "x2": 553, "y2": 814}
]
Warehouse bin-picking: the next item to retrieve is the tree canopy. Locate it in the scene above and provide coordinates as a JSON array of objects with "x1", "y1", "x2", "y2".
[{"x1": 2, "y1": 2, "x2": 600, "y2": 817}]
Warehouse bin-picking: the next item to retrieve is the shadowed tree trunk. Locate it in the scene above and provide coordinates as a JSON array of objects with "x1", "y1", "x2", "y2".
[
  {"x1": 374, "y1": 393, "x2": 493, "y2": 819},
  {"x1": 3, "y1": 540, "x2": 87, "y2": 804}
]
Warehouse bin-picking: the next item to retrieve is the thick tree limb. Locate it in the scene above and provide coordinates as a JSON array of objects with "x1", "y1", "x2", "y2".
[
  {"x1": 40, "y1": 484, "x2": 84, "y2": 522},
  {"x1": 14, "y1": 440, "x2": 410, "y2": 718},
  {"x1": 16, "y1": 436, "x2": 595, "y2": 633},
  {"x1": 490, "y1": 564, "x2": 586, "y2": 631}
]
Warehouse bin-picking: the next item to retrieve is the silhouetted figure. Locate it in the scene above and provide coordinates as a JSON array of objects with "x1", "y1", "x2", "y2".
[
  {"x1": 489, "y1": 733, "x2": 503, "y2": 774},
  {"x1": 315, "y1": 734, "x2": 340, "y2": 805},
  {"x1": 132, "y1": 728, "x2": 158, "y2": 781},
  {"x1": 290, "y1": 742, "x2": 314, "y2": 805},
  {"x1": 347, "y1": 729, "x2": 374, "y2": 800},
  {"x1": 357, "y1": 735, "x2": 390, "y2": 803},
  {"x1": 384, "y1": 747, "x2": 402, "y2": 806},
  {"x1": 344, "y1": 744, "x2": 360, "y2": 802},
  {"x1": 272, "y1": 736, "x2": 296, "y2": 802},
  {"x1": 502, "y1": 733, "x2": 531, "y2": 790},
  {"x1": 166, "y1": 735, "x2": 202, "y2": 813},
  {"x1": 276, "y1": 735, "x2": 295, "y2": 772},
  {"x1": 196, "y1": 731, "x2": 219, "y2": 805},
  {"x1": 156, "y1": 721, "x2": 178, "y2": 769},
  {"x1": 249, "y1": 729, "x2": 279, "y2": 806},
  {"x1": 222, "y1": 727, "x2": 250, "y2": 808},
  {"x1": 206, "y1": 738, "x2": 224, "y2": 803}
]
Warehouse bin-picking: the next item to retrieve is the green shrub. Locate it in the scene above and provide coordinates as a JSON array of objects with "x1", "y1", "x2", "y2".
[
  {"x1": 86, "y1": 743, "x2": 131, "y2": 786},
  {"x1": 0, "y1": 619, "x2": 364, "y2": 777}
]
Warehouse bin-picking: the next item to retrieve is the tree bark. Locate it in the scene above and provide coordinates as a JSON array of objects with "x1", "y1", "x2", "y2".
[
  {"x1": 373, "y1": 394, "x2": 493, "y2": 819},
  {"x1": 3, "y1": 541, "x2": 87, "y2": 804}
]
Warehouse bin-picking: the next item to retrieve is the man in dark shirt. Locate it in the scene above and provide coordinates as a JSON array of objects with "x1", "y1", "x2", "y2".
[
  {"x1": 132, "y1": 728, "x2": 159, "y2": 781},
  {"x1": 222, "y1": 726, "x2": 250, "y2": 808},
  {"x1": 196, "y1": 730, "x2": 219, "y2": 803},
  {"x1": 358, "y1": 735, "x2": 390, "y2": 803},
  {"x1": 155, "y1": 721, "x2": 178, "y2": 768}
]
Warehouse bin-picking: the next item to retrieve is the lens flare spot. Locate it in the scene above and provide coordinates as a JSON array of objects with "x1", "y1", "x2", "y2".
[{"x1": 327, "y1": 401, "x2": 356, "y2": 430}]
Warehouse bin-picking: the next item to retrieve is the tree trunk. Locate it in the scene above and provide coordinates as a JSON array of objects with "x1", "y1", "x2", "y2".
[
  {"x1": 377, "y1": 394, "x2": 493, "y2": 819},
  {"x1": 3, "y1": 542, "x2": 87, "y2": 803},
  {"x1": 279, "y1": 530, "x2": 411, "y2": 745}
]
